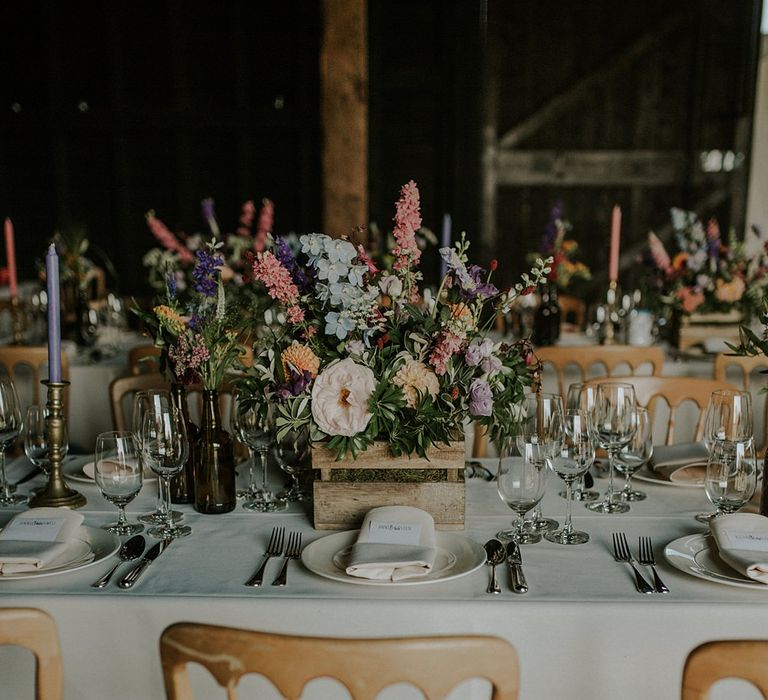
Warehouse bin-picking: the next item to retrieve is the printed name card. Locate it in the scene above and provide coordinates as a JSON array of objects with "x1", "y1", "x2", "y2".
[
  {"x1": 722, "y1": 531, "x2": 768, "y2": 553},
  {"x1": 368, "y1": 521, "x2": 422, "y2": 546},
  {"x1": 0, "y1": 516, "x2": 67, "y2": 543}
]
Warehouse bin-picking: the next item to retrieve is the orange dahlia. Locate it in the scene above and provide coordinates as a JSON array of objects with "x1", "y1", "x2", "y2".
[{"x1": 281, "y1": 343, "x2": 320, "y2": 379}]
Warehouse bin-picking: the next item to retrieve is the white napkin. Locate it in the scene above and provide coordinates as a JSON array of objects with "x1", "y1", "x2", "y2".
[
  {"x1": 711, "y1": 513, "x2": 768, "y2": 583},
  {"x1": 0, "y1": 508, "x2": 85, "y2": 575},
  {"x1": 345, "y1": 506, "x2": 437, "y2": 581},
  {"x1": 648, "y1": 442, "x2": 709, "y2": 484}
]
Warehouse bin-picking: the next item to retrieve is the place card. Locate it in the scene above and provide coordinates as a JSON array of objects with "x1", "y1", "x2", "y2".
[
  {"x1": 368, "y1": 521, "x2": 422, "y2": 546},
  {"x1": 720, "y1": 531, "x2": 768, "y2": 553},
  {"x1": 0, "y1": 515, "x2": 67, "y2": 543}
]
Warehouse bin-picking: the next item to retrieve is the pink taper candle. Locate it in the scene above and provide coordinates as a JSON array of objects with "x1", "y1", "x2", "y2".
[
  {"x1": 46, "y1": 244, "x2": 62, "y2": 383},
  {"x1": 4, "y1": 218, "x2": 18, "y2": 297},
  {"x1": 608, "y1": 205, "x2": 622, "y2": 283}
]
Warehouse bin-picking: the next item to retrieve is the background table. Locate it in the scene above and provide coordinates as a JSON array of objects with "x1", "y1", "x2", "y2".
[{"x1": 1, "y1": 457, "x2": 766, "y2": 700}]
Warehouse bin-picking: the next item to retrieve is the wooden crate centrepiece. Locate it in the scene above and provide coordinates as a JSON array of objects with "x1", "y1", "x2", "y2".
[
  {"x1": 312, "y1": 441, "x2": 465, "y2": 531},
  {"x1": 678, "y1": 310, "x2": 741, "y2": 352}
]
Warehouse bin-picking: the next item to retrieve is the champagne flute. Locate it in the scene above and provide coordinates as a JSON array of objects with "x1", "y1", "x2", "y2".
[
  {"x1": 515, "y1": 392, "x2": 563, "y2": 532},
  {"x1": 497, "y1": 441, "x2": 549, "y2": 544},
  {"x1": 615, "y1": 406, "x2": 652, "y2": 502},
  {"x1": 141, "y1": 406, "x2": 191, "y2": 538},
  {"x1": 24, "y1": 404, "x2": 69, "y2": 479},
  {"x1": 0, "y1": 380, "x2": 24, "y2": 506},
  {"x1": 564, "y1": 382, "x2": 599, "y2": 502},
  {"x1": 704, "y1": 439, "x2": 758, "y2": 519},
  {"x1": 587, "y1": 382, "x2": 636, "y2": 514},
  {"x1": 94, "y1": 431, "x2": 143, "y2": 535},
  {"x1": 230, "y1": 390, "x2": 261, "y2": 499},
  {"x1": 545, "y1": 410, "x2": 594, "y2": 545}
]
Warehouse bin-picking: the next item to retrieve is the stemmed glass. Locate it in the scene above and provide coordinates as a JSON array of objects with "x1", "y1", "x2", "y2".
[
  {"x1": 615, "y1": 406, "x2": 652, "y2": 502},
  {"x1": 133, "y1": 390, "x2": 183, "y2": 525},
  {"x1": 564, "y1": 382, "x2": 599, "y2": 502},
  {"x1": 24, "y1": 404, "x2": 69, "y2": 480},
  {"x1": 0, "y1": 380, "x2": 24, "y2": 506},
  {"x1": 587, "y1": 382, "x2": 637, "y2": 514},
  {"x1": 230, "y1": 390, "x2": 261, "y2": 499},
  {"x1": 515, "y1": 392, "x2": 563, "y2": 532},
  {"x1": 545, "y1": 410, "x2": 595, "y2": 545},
  {"x1": 94, "y1": 431, "x2": 144, "y2": 535},
  {"x1": 497, "y1": 441, "x2": 549, "y2": 544},
  {"x1": 704, "y1": 439, "x2": 758, "y2": 519},
  {"x1": 140, "y1": 406, "x2": 191, "y2": 539},
  {"x1": 276, "y1": 425, "x2": 311, "y2": 502}
]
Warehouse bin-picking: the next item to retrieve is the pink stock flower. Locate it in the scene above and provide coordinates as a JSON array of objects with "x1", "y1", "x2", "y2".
[
  {"x1": 392, "y1": 180, "x2": 422, "y2": 272},
  {"x1": 237, "y1": 200, "x2": 256, "y2": 236},
  {"x1": 254, "y1": 198, "x2": 274, "y2": 252},
  {"x1": 706, "y1": 218, "x2": 721, "y2": 241},
  {"x1": 287, "y1": 305, "x2": 305, "y2": 324},
  {"x1": 146, "y1": 211, "x2": 195, "y2": 264},
  {"x1": 676, "y1": 286, "x2": 705, "y2": 314},
  {"x1": 252, "y1": 251, "x2": 299, "y2": 306},
  {"x1": 167, "y1": 331, "x2": 210, "y2": 384},
  {"x1": 647, "y1": 232, "x2": 671, "y2": 275},
  {"x1": 428, "y1": 331, "x2": 464, "y2": 376}
]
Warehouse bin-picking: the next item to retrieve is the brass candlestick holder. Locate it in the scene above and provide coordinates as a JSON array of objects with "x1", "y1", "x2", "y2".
[
  {"x1": 10, "y1": 296, "x2": 24, "y2": 345},
  {"x1": 30, "y1": 380, "x2": 86, "y2": 509},
  {"x1": 602, "y1": 281, "x2": 618, "y2": 345}
]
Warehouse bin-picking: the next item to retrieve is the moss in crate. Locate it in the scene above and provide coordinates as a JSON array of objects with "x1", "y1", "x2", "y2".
[{"x1": 328, "y1": 468, "x2": 450, "y2": 483}]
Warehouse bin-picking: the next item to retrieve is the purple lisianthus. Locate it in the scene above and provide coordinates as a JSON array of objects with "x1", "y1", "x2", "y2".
[
  {"x1": 469, "y1": 378, "x2": 493, "y2": 417},
  {"x1": 193, "y1": 249, "x2": 223, "y2": 297},
  {"x1": 465, "y1": 338, "x2": 493, "y2": 366},
  {"x1": 480, "y1": 354, "x2": 502, "y2": 376},
  {"x1": 460, "y1": 265, "x2": 498, "y2": 301},
  {"x1": 277, "y1": 368, "x2": 314, "y2": 398}
]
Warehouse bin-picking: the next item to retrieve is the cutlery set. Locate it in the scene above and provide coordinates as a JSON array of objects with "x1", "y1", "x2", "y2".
[
  {"x1": 245, "y1": 526, "x2": 302, "y2": 587},
  {"x1": 484, "y1": 539, "x2": 528, "y2": 594},
  {"x1": 90, "y1": 535, "x2": 173, "y2": 589},
  {"x1": 611, "y1": 532, "x2": 669, "y2": 594}
]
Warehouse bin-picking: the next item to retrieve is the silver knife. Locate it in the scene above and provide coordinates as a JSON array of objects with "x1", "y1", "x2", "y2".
[
  {"x1": 117, "y1": 539, "x2": 171, "y2": 589},
  {"x1": 506, "y1": 541, "x2": 528, "y2": 594}
]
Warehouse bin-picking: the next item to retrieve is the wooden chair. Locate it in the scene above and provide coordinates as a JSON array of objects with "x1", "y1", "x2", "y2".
[
  {"x1": 714, "y1": 352, "x2": 768, "y2": 451},
  {"x1": 109, "y1": 372, "x2": 169, "y2": 431},
  {"x1": 160, "y1": 624, "x2": 519, "y2": 700},
  {"x1": 535, "y1": 345, "x2": 665, "y2": 397},
  {"x1": 128, "y1": 345, "x2": 162, "y2": 375},
  {"x1": 0, "y1": 608, "x2": 63, "y2": 700},
  {"x1": 558, "y1": 294, "x2": 586, "y2": 331},
  {"x1": 585, "y1": 375, "x2": 738, "y2": 444},
  {"x1": 0, "y1": 346, "x2": 70, "y2": 417},
  {"x1": 682, "y1": 640, "x2": 768, "y2": 699}
]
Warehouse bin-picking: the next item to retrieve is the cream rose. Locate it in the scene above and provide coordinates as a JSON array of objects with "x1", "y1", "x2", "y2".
[
  {"x1": 311, "y1": 358, "x2": 377, "y2": 437},
  {"x1": 392, "y1": 358, "x2": 440, "y2": 408}
]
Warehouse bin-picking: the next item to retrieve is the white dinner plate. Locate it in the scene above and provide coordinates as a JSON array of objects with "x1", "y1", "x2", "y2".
[
  {"x1": 301, "y1": 530, "x2": 486, "y2": 586},
  {"x1": 633, "y1": 465, "x2": 704, "y2": 489},
  {"x1": 664, "y1": 533, "x2": 768, "y2": 590},
  {"x1": 65, "y1": 461, "x2": 157, "y2": 484},
  {"x1": 0, "y1": 526, "x2": 120, "y2": 581}
]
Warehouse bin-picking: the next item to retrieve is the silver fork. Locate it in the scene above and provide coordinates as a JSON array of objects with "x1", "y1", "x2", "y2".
[
  {"x1": 245, "y1": 526, "x2": 284, "y2": 587},
  {"x1": 638, "y1": 536, "x2": 670, "y2": 593},
  {"x1": 612, "y1": 532, "x2": 654, "y2": 594},
  {"x1": 271, "y1": 531, "x2": 302, "y2": 587}
]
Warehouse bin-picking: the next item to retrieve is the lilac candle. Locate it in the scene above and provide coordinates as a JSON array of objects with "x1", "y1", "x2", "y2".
[{"x1": 46, "y1": 244, "x2": 62, "y2": 382}]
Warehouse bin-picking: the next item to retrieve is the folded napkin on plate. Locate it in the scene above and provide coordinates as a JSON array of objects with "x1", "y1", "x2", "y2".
[
  {"x1": 648, "y1": 442, "x2": 709, "y2": 484},
  {"x1": 345, "y1": 506, "x2": 437, "y2": 582},
  {"x1": 711, "y1": 513, "x2": 768, "y2": 583},
  {"x1": 0, "y1": 507, "x2": 84, "y2": 575}
]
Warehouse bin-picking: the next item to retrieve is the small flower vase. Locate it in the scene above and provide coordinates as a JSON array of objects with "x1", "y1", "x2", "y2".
[
  {"x1": 533, "y1": 283, "x2": 561, "y2": 347},
  {"x1": 169, "y1": 383, "x2": 199, "y2": 504},
  {"x1": 193, "y1": 389, "x2": 236, "y2": 514}
]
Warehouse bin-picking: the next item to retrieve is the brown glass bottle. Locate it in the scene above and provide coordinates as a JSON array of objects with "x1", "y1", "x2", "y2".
[
  {"x1": 169, "y1": 383, "x2": 199, "y2": 504},
  {"x1": 533, "y1": 283, "x2": 561, "y2": 347},
  {"x1": 193, "y1": 389, "x2": 236, "y2": 514}
]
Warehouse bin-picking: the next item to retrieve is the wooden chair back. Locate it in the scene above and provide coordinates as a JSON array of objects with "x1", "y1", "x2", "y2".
[
  {"x1": 160, "y1": 624, "x2": 519, "y2": 700},
  {"x1": 109, "y1": 372, "x2": 169, "y2": 431},
  {"x1": 128, "y1": 345, "x2": 162, "y2": 375},
  {"x1": 558, "y1": 294, "x2": 587, "y2": 330},
  {"x1": 535, "y1": 345, "x2": 665, "y2": 397},
  {"x1": 0, "y1": 607, "x2": 63, "y2": 700},
  {"x1": 714, "y1": 353, "x2": 768, "y2": 451},
  {"x1": 682, "y1": 640, "x2": 768, "y2": 699},
  {"x1": 585, "y1": 375, "x2": 738, "y2": 444},
  {"x1": 0, "y1": 346, "x2": 70, "y2": 417}
]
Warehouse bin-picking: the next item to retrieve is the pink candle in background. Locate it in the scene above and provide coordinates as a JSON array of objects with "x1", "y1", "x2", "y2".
[
  {"x1": 609, "y1": 205, "x2": 622, "y2": 283},
  {"x1": 46, "y1": 244, "x2": 62, "y2": 383},
  {"x1": 4, "y1": 218, "x2": 18, "y2": 297}
]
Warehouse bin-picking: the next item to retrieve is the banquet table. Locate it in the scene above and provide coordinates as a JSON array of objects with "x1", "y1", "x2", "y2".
[{"x1": 1, "y1": 457, "x2": 766, "y2": 700}]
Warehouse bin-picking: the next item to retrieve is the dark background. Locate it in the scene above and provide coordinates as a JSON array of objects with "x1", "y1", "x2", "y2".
[{"x1": 0, "y1": 0, "x2": 763, "y2": 298}]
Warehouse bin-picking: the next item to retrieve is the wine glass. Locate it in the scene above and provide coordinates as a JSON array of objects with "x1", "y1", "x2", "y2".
[
  {"x1": 615, "y1": 406, "x2": 652, "y2": 502},
  {"x1": 497, "y1": 441, "x2": 549, "y2": 544},
  {"x1": 586, "y1": 382, "x2": 637, "y2": 514},
  {"x1": 94, "y1": 431, "x2": 144, "y2": 535},
  {"x1": 276, "y1": 425, "x2": 311, "y2": 502},
  {"x1": 545, "y1": 410, "x2": 595, "y2": 545},
  {"x1": 239, "y1": 401, "x2": 287, "y2": 512},
  {"x1": 564, "y1": 382, "x2": 599, "y2": 502},
  {"x1": 704, "y1": 439, "x2": 758, "y2": 519},
  {"x1": 515, "y1": 392, "x2": 563, "y2": 532},
  {"x1": 230, "y1": 390, "x2": 261, "y2": 499},
  {"x1": 133, "y1": 390, "x2": 183, "y2": 525},
  {"x1": 24, "y1": 404, "x2": 69, "y2": 478},
  {"x1": 0, "y1": 380, "x2": 24, "y2": 506},
  {"x1": 140, "y1": 406, "x2": 191, "y2": 538}
]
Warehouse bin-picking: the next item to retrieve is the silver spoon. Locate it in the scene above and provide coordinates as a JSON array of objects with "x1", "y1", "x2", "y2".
[
  {"x1": 484, "y1": 539, "x2": 505, "y2": 594},
  {"x1": 91, "y1": 535, "x2": 145, "y2": 588}
]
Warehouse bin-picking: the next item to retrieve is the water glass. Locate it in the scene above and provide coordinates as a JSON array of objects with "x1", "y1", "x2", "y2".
[
  {"x1": 0, "y1": 380, "x2": 24, "y2": 506},
  {"x1": 24, "y1": 404, "x2": 69, "y2": 477},
  {"x1": 94, "y1": 431, "x2": 143, "y2": 535},
  {"x1": 704, "y1": 439, "x2": 758, "y2": 518},
  {"x1": 615, "y1": 406, "x2": 652, "y2": 502},
  {"x1": 497, "y1": 442, "x2": 549, "y2": 544},
  {"x1": 276, "y1": 425, "x2": 311, "y2": 502},
  {"x1": 230, "y1": 390, "x2": 261, "y2": 499},
  {"x1": 703, "y1": 390, "x2": 753, "y2": 444},
  {"x1": 563, "y1": 382, "x2": 599, "y2": 502}
]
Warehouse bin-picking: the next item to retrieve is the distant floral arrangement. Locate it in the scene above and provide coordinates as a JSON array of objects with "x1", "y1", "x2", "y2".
[{"x1": 239, "y1": 180, "x2": 550, "y2": 459}]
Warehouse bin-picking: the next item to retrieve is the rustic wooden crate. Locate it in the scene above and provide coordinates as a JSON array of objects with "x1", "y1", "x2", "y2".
[
  {"x1": 678, "y1": 310, "x2": 742, "y2": 352},
  {"x1": 312, "y1": 441, "x2": 465, "y2": 531}
]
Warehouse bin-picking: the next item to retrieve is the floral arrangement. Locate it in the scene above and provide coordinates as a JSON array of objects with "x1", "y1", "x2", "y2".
[
  {"x1": 527, "y1": 203, "x2": 590, "y2": 291},
  {"x1": 135, "y1": 240, "x2": 247, "y2": 389},
  {"x1": 238, "y1": 181, "x2": 550, "y2": 459},
  {"x1": 645, "y1": 208, "x2": 749, "y2": 316}
]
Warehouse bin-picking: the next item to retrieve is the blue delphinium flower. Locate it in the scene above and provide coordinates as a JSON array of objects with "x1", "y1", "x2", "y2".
[
  {"x1": 193, "y1": 249, "x2": 223, "y2": 297},
  {"x1": 166, "y1": 270, "x2": 177, "y2": 299}
]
